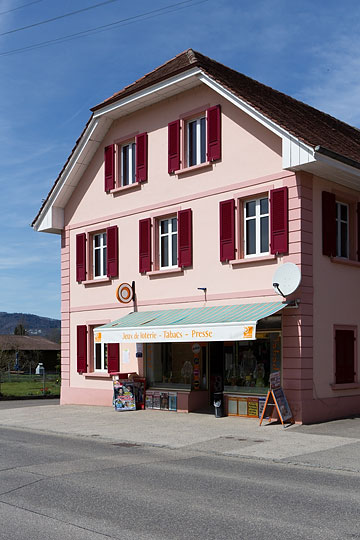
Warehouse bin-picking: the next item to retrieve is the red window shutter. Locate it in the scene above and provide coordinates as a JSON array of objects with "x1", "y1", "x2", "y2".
[
  {"x1": 207, "y1": 105, "x2": 221, "y2": 162},
  {"x1": 139, "y1": 218, "x2": 151, "y2": 273},
  {"x1": 335, "y1": 329, "x2": 355, "y2": 384},
  {"x1": 76, "y1": 233, "x2": 86, "y2": 282},
  {"x1": 108, "y1": 343, "x2": 119, "y2": 373},
  {"x1": 219, "y1": 199, "x2": 235, "y2": 262},
  {"x1": 136, "y1": 132, "x2": 148, "y2": 182},
  {"x1": 270, "y1": 187, "x2": 288, "y2": 254},
  {"x1": 77, "y1": 325, "x2": 87, "y2": 374},
  {"x1": 178, "y1": 209, "x2": 192, "y2": 268},
  {"x1": 357, "y1": 202, "x2": 360, "y2": 261},
  {"x1": 106, "y1": 226, "x2": 118, "y2": 278},
  {"x1": 104, "y1": 144, "x2": 115, "y2": 191},
  {"x1": 168, "y1": 120, "x2": 180, "y2": 173},
  {"x1": 322, "y1": 191, "x2": 336, "y2": 257}
]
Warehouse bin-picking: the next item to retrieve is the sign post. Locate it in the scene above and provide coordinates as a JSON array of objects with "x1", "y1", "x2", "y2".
[{"x1": 259, "y1": 372, "x2": 294, "y2": 427}]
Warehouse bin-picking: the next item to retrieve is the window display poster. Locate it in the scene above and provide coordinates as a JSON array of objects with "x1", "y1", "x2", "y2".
[
  {"x1": 258, "y1": 397, "x2": 266, "y2": 419},
  {"x1": 228, "y1": 398, "x2": 238, "y2": 415},
  {"x1": 122, "y1": 349, "x2": 130, "y2": 364},
  {"x1": 270, "y1": 334, "x2": 281, "y2": 373},
  {"x1": 113, "y1": 381, "x2": 136, "y2": 411},
  {"x1": 247, "y1": 397, "x2": 259, "y2": 417},
  {"x1": 238, "y1": 397, "x2": 248, "y2": 416},
  {"x1": 270, "y1": 371, "x2": 281, "y2": 389},
  {"x1": 168, "y1": 392, "x2": 177, "y2": 411}
]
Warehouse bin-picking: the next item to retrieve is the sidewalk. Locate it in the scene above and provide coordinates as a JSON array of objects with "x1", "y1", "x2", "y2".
[{"x1": 1, "y1": 400, "x2": 360, "y2": 473}]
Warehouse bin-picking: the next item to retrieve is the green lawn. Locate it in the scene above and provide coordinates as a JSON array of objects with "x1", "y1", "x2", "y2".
[{"x1": 0, "y1": 374, "x2": 60, "y2": 398}]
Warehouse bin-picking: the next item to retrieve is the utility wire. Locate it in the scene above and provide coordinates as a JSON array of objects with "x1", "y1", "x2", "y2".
[
  {"x1": 0, "y1": 1, "x2": 43, "y2": 16},
  {"x1": 0, "y1": 0, "x2": 123, "y2": 37},
  {"x1": 0, "y1": 0, "x2": 208, "y2": 57}
]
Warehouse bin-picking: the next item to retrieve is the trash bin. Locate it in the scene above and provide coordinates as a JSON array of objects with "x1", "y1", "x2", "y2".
[{"x1": 213, "y1": 392, "x2": 223, "y2": 418}]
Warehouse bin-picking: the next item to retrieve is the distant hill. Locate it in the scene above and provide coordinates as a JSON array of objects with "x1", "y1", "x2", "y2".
[{"x1": 0, "y1": 312, "x2": 61, "y2": 343}]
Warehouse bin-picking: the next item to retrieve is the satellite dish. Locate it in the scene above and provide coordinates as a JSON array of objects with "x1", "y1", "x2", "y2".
[{"x1": 272, "y1": 263, "x2": 301, "y2": 297}]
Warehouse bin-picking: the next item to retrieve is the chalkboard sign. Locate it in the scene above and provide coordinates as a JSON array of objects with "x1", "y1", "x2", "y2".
[
  {"x1": 272, "y1": 387, "x2": 293, "y2": 423},
  {"x1": 259, "y1": 386, "x2": 294, "y2": 427}
]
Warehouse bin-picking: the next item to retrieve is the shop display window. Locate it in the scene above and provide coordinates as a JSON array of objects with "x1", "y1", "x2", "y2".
[
  {"x1": 223, "y1": 332, "x2": 281, "y2": 394},
  {"x1": 146, "y1": 343, "x2": 203, "y2": 390}
]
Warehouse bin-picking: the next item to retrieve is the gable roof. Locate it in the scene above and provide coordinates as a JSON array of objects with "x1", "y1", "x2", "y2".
[
  {"x1": 0, "y1": 335, "x2": 60, "y2": 351},
  {"x1": 32, "y1": 49, "x2": 360, "y2": 232},
  {"x1": 93, "y1": 49, "x2": 360, "y2": 165}
]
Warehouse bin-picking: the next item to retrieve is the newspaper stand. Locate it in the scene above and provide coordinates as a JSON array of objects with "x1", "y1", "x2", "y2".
[{"x1": 259, "y1": 372, "x2": 294, "y2": 427}]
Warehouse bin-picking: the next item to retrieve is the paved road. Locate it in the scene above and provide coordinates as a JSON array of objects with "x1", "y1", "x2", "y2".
[
  {"x1": 0, "y1": 399, "x2": 60, "y2": 409},
  {"x1": 1, "y1": 402, "x2": 360, "y2": 473},
  {"x1": 1, "y1": 425, "x2": 360, "y2": 540}
]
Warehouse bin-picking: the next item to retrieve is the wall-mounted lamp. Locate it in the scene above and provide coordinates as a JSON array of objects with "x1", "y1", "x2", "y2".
[{"x1": 197, "y1": 287, "x2": 207, "y2": 301}]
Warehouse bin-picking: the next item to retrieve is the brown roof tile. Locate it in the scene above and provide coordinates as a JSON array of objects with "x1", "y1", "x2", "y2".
[
  {"x1": 0, "y1": 335, "x2": 60, "y2": 351},
  {"x1": 93, "y1": 48, "x2": 360, "y2": 164},
  {"x1": 33, "y1": 49, "x2": 360, "y2": 227}
]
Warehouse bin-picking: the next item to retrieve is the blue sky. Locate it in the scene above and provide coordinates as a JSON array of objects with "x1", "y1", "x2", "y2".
[{"x1": 0, "y1": 0, "x2": 359, "y2": 320}]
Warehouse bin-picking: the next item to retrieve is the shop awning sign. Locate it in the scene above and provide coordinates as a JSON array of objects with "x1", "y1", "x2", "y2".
[
  {"x1": 94, "y1": 301, "x2": 286, "y2": 344},
  {"x1": 95, "y1": 322, "x2": 256, "y2": 344}
]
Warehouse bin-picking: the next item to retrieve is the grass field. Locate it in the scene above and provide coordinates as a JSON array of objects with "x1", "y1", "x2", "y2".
[{"x1": 0, "y1": 373, "x2": 60, "y2": 398}]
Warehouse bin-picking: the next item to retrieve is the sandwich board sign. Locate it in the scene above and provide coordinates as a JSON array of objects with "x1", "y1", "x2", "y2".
[{"x1": 259, "y1": 372, "x2": 294, "y2": 427}]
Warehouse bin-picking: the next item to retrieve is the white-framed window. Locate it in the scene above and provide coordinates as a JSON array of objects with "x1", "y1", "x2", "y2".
[
  {"x1": 120, "y1": 141, "x2": 136, "y2": 186},
  {"x1": 187, "y1": 116, "x2": 206, "y2": 167},
  {"x1": 94, "y1": 341, "x2": 108, "y2": 371},
  {"x1": 244, "y1": 197, "x2": 269, "y2": 257},
  {"x1": 93, "y1": 232, "x2": 107, "y2": 278},
  {"x1": 159, "y1": 217, "x2": 178, "y2": 269},
  {"x1": 336, "y1": 202, "x2": 349, "y2": 258}
]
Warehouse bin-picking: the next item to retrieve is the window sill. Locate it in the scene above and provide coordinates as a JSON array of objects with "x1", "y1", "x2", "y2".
[
  {"x1": 230, "y1": 254, "x2": 276, "y2": 266},
  {"x1": 84, "y1": 372, "x2": 113, "y2": 379},
  {"x1": 147, "y1": 267, "x2": 184, "y2": 277},
  {"x1": 83, "y1": 277, "x2": 112, "y2": 286},
  {"x1": 330, "y1": 257, "x2": 360, "y2": 268},
  {"x1": 148, "y1": 386, "x2": 191, "y2": 393},
  {"x1": 330, "y1": 382, "x2": 360, "y2": 391},
  {"x1": 174, "y1": 161, "x2": 212, "y2": 176},
  {"x1": 110, "y1": 182, "x2": 141, "y2": 195}
]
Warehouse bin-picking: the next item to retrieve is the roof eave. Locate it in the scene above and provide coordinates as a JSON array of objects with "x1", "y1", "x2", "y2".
[{"x1": 32, "y1": 67, "x2": 203, "y2": 233}]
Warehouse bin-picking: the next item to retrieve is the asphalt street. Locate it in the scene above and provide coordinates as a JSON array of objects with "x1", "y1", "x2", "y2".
[
  {"x1": 1, "y1": 425, "x2": 360, "y2": 540},
  {"x1": 1, "y1": 401, "x2": 360, "y2": 539}
]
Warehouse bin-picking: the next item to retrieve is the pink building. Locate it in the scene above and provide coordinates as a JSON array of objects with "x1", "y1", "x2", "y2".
[{"x1": 33, "y1": 50, "x2": 360, "y2": 423}]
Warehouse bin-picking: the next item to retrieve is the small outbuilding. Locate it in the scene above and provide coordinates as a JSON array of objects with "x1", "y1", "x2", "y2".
[{"x1": 0, "y1": 335, "x2": 60, "y2": 373}]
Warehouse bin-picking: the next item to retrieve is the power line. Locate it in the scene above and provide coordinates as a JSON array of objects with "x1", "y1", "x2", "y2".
[
  {"x1": 0, "y1": 0, "x2": 123, "y2": 37},
  {"x1": 0, "y1": 0, "x2": 208, "y2": 57},
  {"x1": 0, "y1": 1, "x2": 44, "y2": 16}
]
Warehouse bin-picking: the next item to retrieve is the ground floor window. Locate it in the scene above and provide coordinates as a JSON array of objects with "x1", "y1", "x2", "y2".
[
  {"x1": 145, "y1": 342, "x2": 205, "y2": 390},
  {"x1": 223, "y1": 332, "x2": 281, "y2": 394},
  {"x1": 335, "y1": 327, "x2": 356, "y2": 384},
  {"x1": 144, "y1": 330, "x2": 281, "y2": 394},
  {"x1": 95, "y1": 342, "x2": 108, "y2": 372}
]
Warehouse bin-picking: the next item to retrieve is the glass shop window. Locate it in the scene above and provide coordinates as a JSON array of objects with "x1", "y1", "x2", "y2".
[
  {"x1": 224, "y1": 332, "x2": 281, "y2": 394},
  {"x1": 146, "y1": 343, "x2": 204, "y2": 390}
]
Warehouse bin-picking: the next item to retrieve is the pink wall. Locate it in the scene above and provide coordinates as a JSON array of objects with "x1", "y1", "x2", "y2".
[
  {"x1": 282, "y1": 172, "x2": 314, "y2": 422},
  {"x1": 59, "y1": 82, "x2": 360, "y2": 422},
  {"x1": 312, "y1": 176, "x2": 360, "y2": 406},
  {"x1": 60, "y1": 229, "x2": 70, "y2": 402}
]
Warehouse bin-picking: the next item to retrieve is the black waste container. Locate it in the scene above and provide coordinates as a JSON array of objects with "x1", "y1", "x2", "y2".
[{"x1": 213, "y1": 392, "x2": 223, "y2": 418}]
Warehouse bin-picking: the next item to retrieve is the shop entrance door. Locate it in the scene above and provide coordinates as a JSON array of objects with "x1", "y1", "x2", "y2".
[{"x1": 208, "y1": 342, "x2": 224, "y2": 405}]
